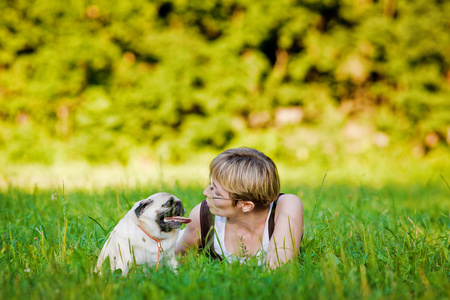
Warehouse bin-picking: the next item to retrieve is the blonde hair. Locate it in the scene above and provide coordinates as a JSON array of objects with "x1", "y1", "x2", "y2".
[{"x1": 210, "y1": 148, "x2": 280, "y2": 212}]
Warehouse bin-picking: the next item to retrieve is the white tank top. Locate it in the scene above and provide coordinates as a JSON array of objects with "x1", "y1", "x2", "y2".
[{"x1": 213, "y1": 202, "x2": 274, "y2": 265}]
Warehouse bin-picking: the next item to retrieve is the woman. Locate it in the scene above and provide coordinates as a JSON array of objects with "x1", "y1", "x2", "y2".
[{"x1": 175, "y1": 147, "x2": 304, "y2": 268}]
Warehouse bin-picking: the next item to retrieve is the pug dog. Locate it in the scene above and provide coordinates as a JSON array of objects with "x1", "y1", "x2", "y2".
[{"x1": 95, "y1": 192, "x2": 191, "y2": 276}]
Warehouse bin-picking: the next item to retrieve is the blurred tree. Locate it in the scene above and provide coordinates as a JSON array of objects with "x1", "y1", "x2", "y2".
[{"x1": 0, "y1": 0, "x2": 448, "y2": 164}]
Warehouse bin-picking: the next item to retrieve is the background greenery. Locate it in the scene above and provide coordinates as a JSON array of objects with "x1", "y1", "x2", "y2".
[
  {"x1": 1, "y1": 1, "x2": 449, "y2": 297},
  {"x1": 1, "y1": 0, "x2": 449, "y2": 169}
]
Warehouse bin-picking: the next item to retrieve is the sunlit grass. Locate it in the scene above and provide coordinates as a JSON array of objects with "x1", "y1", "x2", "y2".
[{"x1": 1, "y1": 172, "x2": 449, "y2": 299}]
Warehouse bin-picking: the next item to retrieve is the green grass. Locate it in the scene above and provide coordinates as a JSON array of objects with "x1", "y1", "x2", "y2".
[{"x1": 1, "y1": 177, "x2": 449, "y2": 300}]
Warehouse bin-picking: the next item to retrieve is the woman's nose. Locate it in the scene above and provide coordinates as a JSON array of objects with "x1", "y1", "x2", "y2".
[{"x1": 203, "y1": 186, "x2": 210, "y2": 198}]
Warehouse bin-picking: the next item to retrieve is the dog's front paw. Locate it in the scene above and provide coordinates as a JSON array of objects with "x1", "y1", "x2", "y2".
[{"x1": 168, "y1": 256, "x2": 178, "y2": 273}]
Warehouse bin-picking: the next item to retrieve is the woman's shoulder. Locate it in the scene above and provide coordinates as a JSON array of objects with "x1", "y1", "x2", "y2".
[
  {"x1": 179, "y1": 202, "x2": 203, "y2": 239},
  {"x1": 275, "y1": 193, "x2": 303, "y2": 216},
  {"x1": 188, "y1": 202, "x2": 203, "y2": 224},
  {"x1": 277, "y1": 193, "x2": 303, "y2": 203}
]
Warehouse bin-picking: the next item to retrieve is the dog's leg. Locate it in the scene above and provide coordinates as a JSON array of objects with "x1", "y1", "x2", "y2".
[
  {"x1": 114, "y1": 240, "x2": 136, "y2": 276},
  {"x1": 167, "y1": 253, "x2": 178, "y2": 273}
]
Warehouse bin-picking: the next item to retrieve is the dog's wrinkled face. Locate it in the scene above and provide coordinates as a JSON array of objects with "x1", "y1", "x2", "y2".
[{"x1": 134, "y1": 192, "x2": 190, "y2": 232}]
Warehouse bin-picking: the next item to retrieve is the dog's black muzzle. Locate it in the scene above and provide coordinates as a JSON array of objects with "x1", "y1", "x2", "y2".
[{"x1": 157, "y1": 198, "x2": 186, "y2": 232}]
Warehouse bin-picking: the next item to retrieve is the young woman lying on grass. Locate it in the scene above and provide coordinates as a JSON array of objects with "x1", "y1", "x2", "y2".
[{"x1": 176, "y1": 147, "x2": 304, "y2": 268}]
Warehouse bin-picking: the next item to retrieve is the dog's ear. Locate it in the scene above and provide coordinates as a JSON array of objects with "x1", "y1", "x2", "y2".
[{"x1": 134, "y1": 200, "x2": 153, "y2": 218}]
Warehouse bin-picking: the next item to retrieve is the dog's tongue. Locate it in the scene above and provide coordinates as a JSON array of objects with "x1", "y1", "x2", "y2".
[{"x1": 165, "y1": 216, "x2": 192, "y2": 224}]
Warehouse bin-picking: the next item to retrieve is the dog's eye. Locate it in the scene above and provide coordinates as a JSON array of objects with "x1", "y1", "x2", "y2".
[{"x1": 162, "y1": 197, "x2": 174, "y2": 207}]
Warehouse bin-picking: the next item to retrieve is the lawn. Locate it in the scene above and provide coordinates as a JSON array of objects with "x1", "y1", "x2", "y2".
[{"x1": 1, "y1": 172, "x2": 449, "y2": 299}]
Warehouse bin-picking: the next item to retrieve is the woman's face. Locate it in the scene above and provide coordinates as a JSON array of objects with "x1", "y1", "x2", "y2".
[{"x1": 203, "y1": 178, "x2": 238, "y2": 217}]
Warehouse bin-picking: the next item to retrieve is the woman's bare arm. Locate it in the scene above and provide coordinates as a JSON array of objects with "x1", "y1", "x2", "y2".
[
  {"x1": 266, "y1": 194, "x2": 304, "y2": 268},
  {"x1": 175, "y1": 202, "x2": 202, "y2": 256}
]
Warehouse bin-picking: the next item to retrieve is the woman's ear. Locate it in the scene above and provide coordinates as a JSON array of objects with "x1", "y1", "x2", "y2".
[{"x1": 240, "y1": 201, "x2": 255, "y2": 213}]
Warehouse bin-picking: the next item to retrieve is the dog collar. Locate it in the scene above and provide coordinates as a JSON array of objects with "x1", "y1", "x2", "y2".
[{"x1": 137, "y1": 225, "x2": 163, "y2": 271}]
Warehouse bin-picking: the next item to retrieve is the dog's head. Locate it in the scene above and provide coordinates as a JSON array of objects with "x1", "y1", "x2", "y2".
[{"x1": 134, "y1": 192, "x2": 190, "y2": 233}]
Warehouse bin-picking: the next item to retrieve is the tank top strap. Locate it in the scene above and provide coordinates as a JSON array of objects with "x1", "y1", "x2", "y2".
[
  {"x1": 199, "y1": 200, "x2": 221, "y2": 260},
  {"x1": 268, "y1": 193, "x2": 284, "y2": 239},
  {"x1": 200, "y1": 200, "x2": 211, "y2": 248}
]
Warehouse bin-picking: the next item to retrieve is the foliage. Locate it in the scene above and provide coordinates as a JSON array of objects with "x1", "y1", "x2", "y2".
[
  {"x1": 0, "y1": 0, "x2": 449, "y2": 164},
  {"x1": 1, "y1": 180, "x2": 449, "y2": 299}
]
